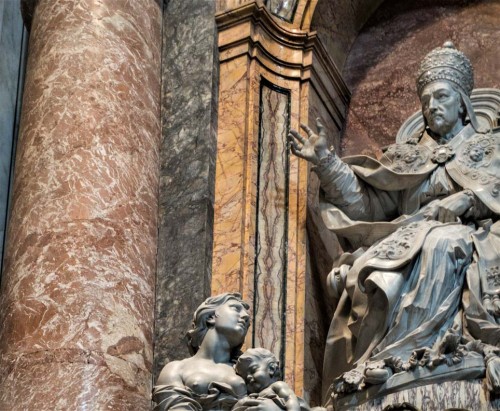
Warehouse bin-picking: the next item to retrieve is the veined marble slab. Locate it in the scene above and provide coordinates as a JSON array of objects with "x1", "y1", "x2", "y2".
[{"x1": 253, "y1": 81, "x2": 290, "y2": 365}]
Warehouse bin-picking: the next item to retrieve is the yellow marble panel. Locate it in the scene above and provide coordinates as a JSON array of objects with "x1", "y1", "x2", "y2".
[
  {"x1": 214, "y1": 47, "x2": 309, "y2": 388},
  {"x1": 212, "y1": 55, "x2": 250, "y2": 295}
]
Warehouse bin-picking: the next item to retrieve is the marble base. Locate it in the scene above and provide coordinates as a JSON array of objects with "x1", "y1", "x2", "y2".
[
  {"x1": 334, "y1": 378, "x2": 500, "y2": 411},
  {"x1": 331, "y1": 355, "x2": 488, "y2": 410}
]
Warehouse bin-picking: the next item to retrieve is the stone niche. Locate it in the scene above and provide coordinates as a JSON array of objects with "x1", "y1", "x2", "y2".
[{"x1": 309, "y1": 0, "x2": 500, "y2": 409}]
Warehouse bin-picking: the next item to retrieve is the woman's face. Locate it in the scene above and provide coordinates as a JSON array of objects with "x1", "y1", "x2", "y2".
[{"x1": 213, "y1": 299, "x2": 250, "y2": 345}]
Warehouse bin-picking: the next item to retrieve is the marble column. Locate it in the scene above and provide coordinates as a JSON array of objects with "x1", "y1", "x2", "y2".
[
  {"x1": 154, "y1": 0, "x2": 218, "y2": 379},
  {"x1": 0, "y1": 0, "x2": 162, "y2": 409}
]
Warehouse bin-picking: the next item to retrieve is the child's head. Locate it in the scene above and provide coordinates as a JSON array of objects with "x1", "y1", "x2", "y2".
[{"x1": 235, "y1": 347, "x2": 281, "y2": 393}]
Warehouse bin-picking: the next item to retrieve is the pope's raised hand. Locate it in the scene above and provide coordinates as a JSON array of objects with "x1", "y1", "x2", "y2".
[{"x1": 288, "y1": 118, "x2": 331, "y2": 165}]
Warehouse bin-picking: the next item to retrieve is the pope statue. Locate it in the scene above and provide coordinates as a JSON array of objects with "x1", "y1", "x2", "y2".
[{"x1": 288, "y1": 41, "x2": 500, "y2": 402}]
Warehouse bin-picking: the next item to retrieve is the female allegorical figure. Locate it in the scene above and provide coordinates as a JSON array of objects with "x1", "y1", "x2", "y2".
[{"x1": 154, "y1": 293, "x2": 284, "y2": 410}]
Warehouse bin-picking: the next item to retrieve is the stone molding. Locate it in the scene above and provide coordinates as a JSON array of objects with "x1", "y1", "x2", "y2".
[
  {"x1": 216, "y1": 0, "x2": 349, "y2": 125},
  {"x1": 217, "y1": 0, "x2": 317, "y2": 31},
  {"x1": 217, "y1": 1, "x2": 316, "y2": 77}
]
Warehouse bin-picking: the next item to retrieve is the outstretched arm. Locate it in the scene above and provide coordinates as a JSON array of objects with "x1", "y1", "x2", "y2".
[
  {"x1": 288, "y1": 120, "x2": 330, "y2": 165},
  {"x1": 288, "y1": 119, "x2": 398, "y2": 221}
]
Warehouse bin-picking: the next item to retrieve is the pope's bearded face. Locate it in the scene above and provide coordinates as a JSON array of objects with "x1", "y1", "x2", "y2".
[{"x1": 420, "y1": 81, "x2": 463, "y2": 137}]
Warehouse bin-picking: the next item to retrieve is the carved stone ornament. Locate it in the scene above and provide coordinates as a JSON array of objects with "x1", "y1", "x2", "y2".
[
  {"x1": 416, "y1": 41, "x2": 474, "y2": 97},
  {"x1": 370, "y1": 222, "x2": 432, "y2": 260},
  {"x1": 482, "y1": 265, "x2": 500, "y2": 295},
  {"x1": 458, "y1": 134, "x2": 495, "y2": 169},
  {"x1": 431, "y1": 144, "x2": 454, "y2": 164},
  {"x1": 447, "y1": 131, "x2": 500, "y2": 212},
  {"x1": 384, "y1": 145, "x2": 431, "y2": 173}
]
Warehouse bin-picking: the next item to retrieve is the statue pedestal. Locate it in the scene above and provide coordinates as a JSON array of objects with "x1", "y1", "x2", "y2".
[
  {"x1": 333, "y1": 378, "x2": 500, "y2": 411},
  {"x1": 330, "y1": 354, "x2": 500, "y2": 410}
]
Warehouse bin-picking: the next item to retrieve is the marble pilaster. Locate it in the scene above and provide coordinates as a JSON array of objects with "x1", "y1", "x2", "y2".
[
  {"x1": 0, "y1": 0, "x2": 162, "y2": 409},
  {"x1": 213, "y1": 1, "x2": 348, "y2": 404},
  {"x1": 154, "y1": 0, "x2": 219, "y2": 379},
  {"x1": 214, "y1": 2, "x2": 310, "y2": 395},
  {"x1": 0, "y1": 1, "x2": 27, "y2": 272}
]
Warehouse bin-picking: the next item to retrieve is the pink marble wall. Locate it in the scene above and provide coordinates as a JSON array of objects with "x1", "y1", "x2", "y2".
[
  {"x1": 0, "y1": 0, "x2": 161, "y2": 409},
  {"x1": 341, "y1": 0, "x2": 500, "y2": 157}
]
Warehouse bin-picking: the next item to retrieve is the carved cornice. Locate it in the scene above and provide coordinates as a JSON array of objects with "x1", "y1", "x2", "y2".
[
  {"x1": 217, "y1": 0, "x2": 318, "y2": 31},
  {"x1": 216, "y1": 1, "x2": 316, "y2": 78},
  {"x1": 216, "y1": 0, "x2": 350, "y2": 125}
]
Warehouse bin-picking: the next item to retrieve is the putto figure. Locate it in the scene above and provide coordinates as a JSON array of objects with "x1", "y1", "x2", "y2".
[
  {"x1": 288, "y1": 42, "x2": 500, "y2": 403},
  {"x1": 234, "y1": 348, "x2": 300, "y2": 411}
]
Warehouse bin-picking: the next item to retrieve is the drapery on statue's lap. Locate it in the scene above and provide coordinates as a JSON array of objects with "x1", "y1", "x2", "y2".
[{"x1": 289, "y1": 41, "x2": 500, "y2": 406}]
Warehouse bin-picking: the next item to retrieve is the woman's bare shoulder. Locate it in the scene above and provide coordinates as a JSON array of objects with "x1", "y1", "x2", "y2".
[{"x1": 156, "y1": 358, "x2": 191, "y2": 386}]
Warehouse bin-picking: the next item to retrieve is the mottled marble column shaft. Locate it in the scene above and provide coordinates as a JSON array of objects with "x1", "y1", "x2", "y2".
[{"x1": 0, "y1": 0, "x2": 161, "y2": 409}]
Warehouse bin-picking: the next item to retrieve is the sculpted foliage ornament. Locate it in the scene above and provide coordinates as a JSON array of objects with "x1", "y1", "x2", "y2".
[{"x1": 289, "y1": 41, "x2": 500, "y2": 408}]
